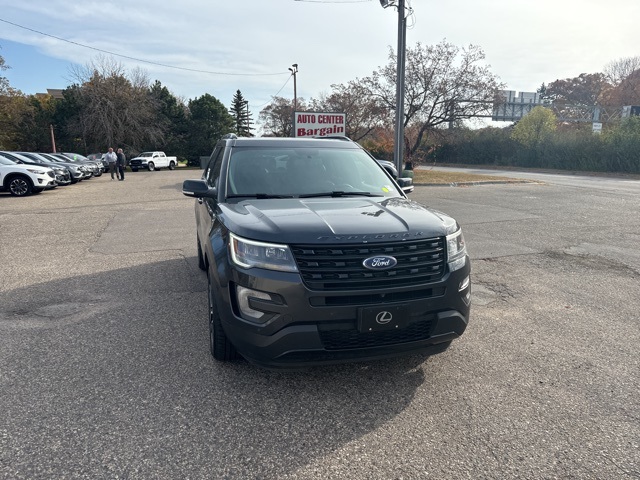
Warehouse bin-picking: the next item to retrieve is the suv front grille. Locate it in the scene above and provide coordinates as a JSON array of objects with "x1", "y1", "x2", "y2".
[{"x1": 291, "y1": 238, "x2": 446, "y2": 291}]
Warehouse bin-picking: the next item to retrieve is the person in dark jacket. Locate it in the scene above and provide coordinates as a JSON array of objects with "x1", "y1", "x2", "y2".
[{"x1": 116, "y1": 148, "x2": 126, "y2": 181}]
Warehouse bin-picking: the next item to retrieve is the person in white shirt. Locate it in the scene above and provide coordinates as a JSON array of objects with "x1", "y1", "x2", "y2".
[{"x1": 104, "y1": 147, "x2": 118, "y2": 180}]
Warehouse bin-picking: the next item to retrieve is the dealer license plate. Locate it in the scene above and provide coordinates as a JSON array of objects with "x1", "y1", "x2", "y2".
[{"x1": 358, "y1": 304, "x2": 409, "y2": 333}]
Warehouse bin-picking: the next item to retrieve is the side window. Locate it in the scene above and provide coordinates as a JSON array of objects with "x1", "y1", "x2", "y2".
[{"x1": 205, "y1": 146, "x2": 224, "y2": 188}]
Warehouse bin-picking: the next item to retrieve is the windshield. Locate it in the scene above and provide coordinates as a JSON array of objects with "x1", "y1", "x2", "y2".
[
  {"x1": 64, "y1": 153, "x2": 89, "y2": 161},
  {"x1": 226, "y1": 146, "x2": 399, "y2": 198},
  {"x1": 139, "y1": 152, "x2": 153, "y2": 157}
]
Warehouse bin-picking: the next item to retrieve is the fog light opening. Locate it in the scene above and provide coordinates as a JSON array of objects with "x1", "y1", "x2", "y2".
[
  {"x1": 459, "y1": 276, "x2": 470, "y2": 292},
  {"x1": 236, "y1": 286, "x2": 272, "y2": 321}
]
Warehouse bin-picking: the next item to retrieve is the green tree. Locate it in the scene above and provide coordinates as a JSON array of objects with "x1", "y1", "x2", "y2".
[
  {"x1": 187, "y1": 93, "x2": 234, "y2": 162},
  {"x1": 603, "y1": 116, "x2": 640, "y2": 172},
  {"x1": 0, "y1": 52, "x2": 31, "y2": 150},
  {"x1": 511, "y1": 106, "x2": 557, "y2": 148},
  {"x1": 229, "y1": 90, "x2": 253, "y2": 137},
  {"x1": 16, "y1": 95, "x2": 57, "y2": 151},
  {"x1": 149, "y1": 80, "x2": 189, "y2": 158}
]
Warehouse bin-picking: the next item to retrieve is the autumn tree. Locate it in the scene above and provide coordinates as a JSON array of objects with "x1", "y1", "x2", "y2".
[
  {"x1": 308, "y1": 79, "x2": 385, "y2": 141},
  {"x1": 543, "y1": 73, "x2": 611, "y2": 107},
  {"x1": 259, "y1": 96, "x2": 306, "y2": 137},
  {"x1": 362, "y1": 40, "x2": 504, "y2": 159},
  {"x1": 601, "y1": 69, "x2": 640, "y2": 107},
  {"x1": 229, "y1": 90, "x2": 253, "y2": 137}
]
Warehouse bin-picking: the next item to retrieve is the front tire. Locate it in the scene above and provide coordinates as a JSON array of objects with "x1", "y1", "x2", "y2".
[
  {"x1": 7, "y1": 176, "x2": 33, "y2": 196},
  {"x1": 148, "y1": 162, "x2": 155, "y2": 171},
  {"x1": 207, "y1": 270, "x2": 237, "y2": 361}
]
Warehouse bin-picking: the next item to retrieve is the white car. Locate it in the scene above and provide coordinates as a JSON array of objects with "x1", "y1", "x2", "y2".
[{"x1": 0, "y1": 157, "x2": 56, "y2": 196}]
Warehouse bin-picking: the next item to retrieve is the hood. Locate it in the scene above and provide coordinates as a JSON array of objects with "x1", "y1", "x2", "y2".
[
  {"x1": 218, "y1": 197, "x2": 457, "y2": 244},
  {"x1": 3, "y1": 164, "x2": 51, "y2": 174}
]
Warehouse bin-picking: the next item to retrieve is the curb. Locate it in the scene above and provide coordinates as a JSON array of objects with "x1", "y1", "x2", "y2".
[{"x1": 413, "y1": 179, "x2": 539, "y2": 187}]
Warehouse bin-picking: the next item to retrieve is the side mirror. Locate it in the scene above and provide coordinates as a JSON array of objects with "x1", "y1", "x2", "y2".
[
  {"x1": 397, "y1": 177, "x2": 414, "y2": 194},
  {"x1": 183, "y1": 179, "x2": 217, "y2": 199}
]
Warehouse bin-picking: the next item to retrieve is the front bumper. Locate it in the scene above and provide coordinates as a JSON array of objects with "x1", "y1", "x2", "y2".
[
  {"x1": 215, "y1": 257, "x2": 471, "y2": 368},
  {"x1": 36, "y1": 173, "x2": 57, "y2": 190}
]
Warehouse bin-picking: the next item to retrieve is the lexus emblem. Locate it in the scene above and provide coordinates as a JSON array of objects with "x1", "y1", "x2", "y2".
[{"x1": 376, "y1": 311, "x2": 393, "y2": 325}]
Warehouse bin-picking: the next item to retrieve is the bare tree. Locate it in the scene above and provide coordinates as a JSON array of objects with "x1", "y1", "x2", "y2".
[
  {"x1": 67, "y1": 56, "x2": 164, "y2": 151},
  {"x1": 259, "y1": 96, "x2": 306, "y2": 137},
  {"x1": 603, "y1": 56, "x2": 640, "y2": 86},
  {"x1": 362, "y1": 40, "x2": 504, "y2": 159},
  {"x1": 309, "y1": 79, "x2": 386, "y2": 142}
]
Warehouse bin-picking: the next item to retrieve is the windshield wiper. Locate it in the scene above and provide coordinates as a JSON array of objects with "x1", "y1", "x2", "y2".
[
  {"x1": 226, "y1": 193, "x2": 295, "y2": 199},
  {"x1": 298, "y1": 191, "x2": 377, "y2": 198}
]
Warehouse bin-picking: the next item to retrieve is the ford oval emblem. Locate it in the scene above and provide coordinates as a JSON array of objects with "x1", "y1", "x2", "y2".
[{"x1": 363, "y1": 255, "x2": 397, "y2": 270}]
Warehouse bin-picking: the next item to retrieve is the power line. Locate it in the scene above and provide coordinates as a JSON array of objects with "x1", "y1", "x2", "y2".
[
  {"x1": 0, "y1": 17, "x2": 287, "y2": 77},
  {"x1": 252, "y1": 74, "x2": 294, "y2": 109}
]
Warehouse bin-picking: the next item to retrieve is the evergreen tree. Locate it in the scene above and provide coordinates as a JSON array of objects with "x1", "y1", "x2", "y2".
[
  {"x1": 187, "y1": 93, "x2": 235, "y2": 164},
  {"x1": 229, "y1": 90, "x2": 253, "y2": 137}
]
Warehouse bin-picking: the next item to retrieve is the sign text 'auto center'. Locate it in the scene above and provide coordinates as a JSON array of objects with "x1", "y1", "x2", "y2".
[{"x1": 294, "y1": 112, "x2": 346, "y2": 137}]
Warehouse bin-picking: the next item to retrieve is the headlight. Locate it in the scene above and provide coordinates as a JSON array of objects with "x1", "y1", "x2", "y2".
[
  {"x1": 229, "y1": 233, "x2": 298, "y2": 272},
  {"x1": 26, "y1": 168, "x2": 46, "y2": 175},
  {"x1": 446, "y1": 228, "x2": 467, "y2": 273}
]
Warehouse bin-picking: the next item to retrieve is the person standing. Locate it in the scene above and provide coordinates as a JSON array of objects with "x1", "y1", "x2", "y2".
[
  {"x1": 116, "y1": 148, "x2": 126, "y2": 181},
  {"x1": 105, "y1": 147, "x2": 118, "y2": 180}
]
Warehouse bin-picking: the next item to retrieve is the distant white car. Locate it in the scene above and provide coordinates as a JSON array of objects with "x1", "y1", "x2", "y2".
[
  {"x1": 0, "y1": 157, "x2": 56, "y2": 196},
  {"x1": 129, "y1": 151, "x2": 178, "y2": 172}
]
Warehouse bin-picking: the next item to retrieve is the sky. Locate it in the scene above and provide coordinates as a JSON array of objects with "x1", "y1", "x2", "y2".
[{"x1": 1, "y1": 0, "x2": 639, "y2": 125}]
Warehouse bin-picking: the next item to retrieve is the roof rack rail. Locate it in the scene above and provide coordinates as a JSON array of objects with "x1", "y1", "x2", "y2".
[{"x1": 311, "y1": 135, "x2": 353, "y2": 141}]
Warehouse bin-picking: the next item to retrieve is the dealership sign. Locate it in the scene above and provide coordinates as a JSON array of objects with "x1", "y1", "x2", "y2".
[{"x1": 293, "y1": 112, "x2": 346, "y2": 137}]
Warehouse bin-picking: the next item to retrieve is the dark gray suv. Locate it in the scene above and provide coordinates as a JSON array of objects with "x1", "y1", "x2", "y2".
[{"x1": 183, "y1": 135, "x2": 470, "y2": 368}]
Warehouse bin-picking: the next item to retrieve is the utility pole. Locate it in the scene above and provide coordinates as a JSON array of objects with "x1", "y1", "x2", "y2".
[
  {"x1": 50, "y1": 124, "x2": 57, "y2": 153},
  {"x1": 380, "y1": 0, "x2": 407, "y2": 174}
]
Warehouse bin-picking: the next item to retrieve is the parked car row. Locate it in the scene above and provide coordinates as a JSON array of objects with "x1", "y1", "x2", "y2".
[{"x1": 0, "y1": 151, "x2": 104, "y2": 197}]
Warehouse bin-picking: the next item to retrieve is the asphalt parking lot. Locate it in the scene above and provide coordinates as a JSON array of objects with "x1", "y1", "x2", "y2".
[{"x1": 1, "y1": 169, "x2": 638, "y2": 479}]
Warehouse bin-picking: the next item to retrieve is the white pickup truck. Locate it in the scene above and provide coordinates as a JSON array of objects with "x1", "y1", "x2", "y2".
[{"x1": 129, "y1": 151, "x2": 178, "y2": 172}]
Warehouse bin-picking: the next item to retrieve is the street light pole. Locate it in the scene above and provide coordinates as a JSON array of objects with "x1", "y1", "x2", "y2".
[{"x1": 289, "y1": 63, "x2": 298, "y2": 113}]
